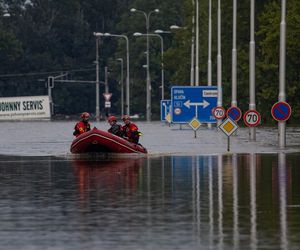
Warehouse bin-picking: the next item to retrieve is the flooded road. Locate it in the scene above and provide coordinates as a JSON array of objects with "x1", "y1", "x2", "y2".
[
  {"x1": 0, "y1": 121, "x2": 300, "y2": 249},
  {"x1": 0, "y1": 153, "x2": 300, "y2": 249},
  {"x1": 0, "y1": 121, "x2": 300, "y2": 156}
]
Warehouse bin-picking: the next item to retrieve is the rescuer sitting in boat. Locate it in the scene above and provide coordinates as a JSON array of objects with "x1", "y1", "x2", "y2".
[
  {"x1": 107, "y1": 115, "x2": 123, "y2": 137},
  {"x1": 73, "y1": 112, "x2": 91, "y2": 137},
  {"x1": 121, "y1": 115, "x2": 141, "y2": 144}
]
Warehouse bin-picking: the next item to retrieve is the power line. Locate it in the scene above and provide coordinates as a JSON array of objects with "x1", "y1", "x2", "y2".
[{"x1": 0, "y1": 66, "x2": 95, "y2": 79}]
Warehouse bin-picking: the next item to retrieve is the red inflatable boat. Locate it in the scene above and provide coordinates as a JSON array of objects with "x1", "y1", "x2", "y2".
[{"x1": 70, "y1": 127, "x2": 147, "y2": 154}]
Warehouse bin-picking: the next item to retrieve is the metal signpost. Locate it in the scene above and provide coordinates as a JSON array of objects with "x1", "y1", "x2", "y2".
[
  {"x1": 219, "y1": 117, "x2": 238, "y2": 152},
  {"x1": 226, "y1": 106, "x2": 242, "y2": 122},
  {"x1": 171, "y1": 86, "x2": 217, "y2": 124},
  {"x1": 243, "y1": 110, "x2": 261, "y2": 127},
  {"x1": 189, "y1": 118, "x2": 201, "y2": 138},
  {"x1": 103, "y1": 93, "x2": 112, "y2": 116},
  {"x1": 160, "y1": 100, "x2": 171, "y2": 122},
  {"x1": 271, "y1": 101, "x2": 291, "y2": 122}
]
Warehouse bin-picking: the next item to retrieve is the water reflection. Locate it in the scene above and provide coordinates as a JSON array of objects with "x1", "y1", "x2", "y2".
[
  {"x1": 72, "y1": 157, "x2": 144, "y2": 203},
  {"x1": 278, "y1": 153, "x2": 288, "y2": 250},
  {"x1": 169, "y1": 153, "x2": 295, "y2": 249},
  {"x1": 0, "y1": 153, "x2": 299, "y2": 250},
  {"x1": 250, "y1": 154, "x2": 257, "y2": 250}
]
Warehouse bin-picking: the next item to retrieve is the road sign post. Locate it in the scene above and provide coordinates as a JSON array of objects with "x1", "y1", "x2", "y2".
[
  {"x1": 188, "y1": 117, "x2": 201, "y2": 138},
  {"x1": 271, "y1": 101, "x2": 291, "y2": 122},
  {"x1": 171, "y1": 86, "x2": 217, "y2": 124},
  {"x1": 219, "y1": 117, "x2": 238, "y2": 152},
  {"x1": 243, "y1": 110, "x2": 261, "y2": 127},
  {"x1": 212, "y1": 106, "x2": 226, "y2": 120},
  {"x1": 226, "y1": 106, "x2": 242, "y2": 122},
  {"x1": 161, "y1": 100, "x2": 172, "y2": 122}
]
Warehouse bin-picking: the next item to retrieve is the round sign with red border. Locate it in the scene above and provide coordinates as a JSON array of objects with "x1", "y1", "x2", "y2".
[
  {"x1": 243, "y1": 110, "x2": 261, "y2": 127},
  {"x1": 226, "y1": 106, "x2": 242, "y2": 121},
  {"x1": 212, "y1": 106, "x2": 226, "y2": 120},
  {"x1": 271, "y1": 101, "x2": 292, "y2": 122}
]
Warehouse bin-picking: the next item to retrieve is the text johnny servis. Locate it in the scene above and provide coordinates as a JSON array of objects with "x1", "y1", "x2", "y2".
[{"x1": 0, "y1": 100, "x2": 44, "y2": 112}]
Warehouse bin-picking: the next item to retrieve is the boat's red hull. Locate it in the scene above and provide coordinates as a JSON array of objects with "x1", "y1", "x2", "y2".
[{"x1": 70, "y1": 127, "x2": 147, "y2": 154}]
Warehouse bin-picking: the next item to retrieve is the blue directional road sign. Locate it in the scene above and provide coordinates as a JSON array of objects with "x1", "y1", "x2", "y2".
[
  {"x1": 160, "y1": 100, "x2": 172, "y2": 121},
  {"x1": 171, "y1": 86, "x2": 217, "y2": 123}
]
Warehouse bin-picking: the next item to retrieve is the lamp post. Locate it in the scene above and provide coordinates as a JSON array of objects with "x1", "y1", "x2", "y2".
[
  {"x1": 195, "y1": 0, "x2": 199, "y2": 86},
  {"x1": 135, "y1": 32, "x2": 165, "y2": 100},
  {"x1": 232, "y1": 0, "x2": 237, "y2": 108},
  {"x1": 131, "y1": 8, "x2": 159, "y2": 122},
  {"x1": 217, "y1": 0, "x2": 223, "y2": 126},
  {"x1": 93, "y1": 32, "x2": 102, "y2": 121},
  {"x1": 208, "y1": 0, "x2": 212, "y2": 86},
  {"x1": 279, "y1": 0, "x2": 287, "y2": 148},
  {"x1": 249, "y1": 0, "x2": 256, "y2": 141},
  {"x1": 117, "y1": 58, "x2": 124, "y2": 117},
  {"x1": 170, "y1": 24, "x2": 195, "y2": 87},
  {"x1": 96, "y1": 33, "x2": 130, "y2": 116}
]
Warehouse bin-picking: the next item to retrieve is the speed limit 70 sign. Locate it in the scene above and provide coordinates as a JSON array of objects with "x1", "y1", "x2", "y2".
[
  {"x1": 243, "y1": 110, "x2": 261, "y2": 127},
  {"x1": 212, "y1": 106, "x2": 226, "y2": 120}
]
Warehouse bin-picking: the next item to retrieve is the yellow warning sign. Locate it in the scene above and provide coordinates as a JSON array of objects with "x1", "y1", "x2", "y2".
[
  {"x1": 165, "y1": 113, "x2": 172, "y2": 123},
  {"x1": 189, "y1": 118, "x2": 201, "y2": 131},
  {"x1": 219, "y1": 117, "x2": 238, "y2": 136}
]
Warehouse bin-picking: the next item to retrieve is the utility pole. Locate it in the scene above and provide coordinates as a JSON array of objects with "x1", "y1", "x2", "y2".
[
  {"x1": 95, "y1": 36, "x2": 100, "y2": 121},
  {"x1": 249, "y1": 0, "x2": 256, "y2": 141},
  {"x1": 47, "y1": 76, "x2": 54, "y2": 116},
  {"x1": 104, "y1": 66, "x2": 109, "y2": 117},
  {"x1": 279, "y1": 0, "x2": 287, "y2": 148}
]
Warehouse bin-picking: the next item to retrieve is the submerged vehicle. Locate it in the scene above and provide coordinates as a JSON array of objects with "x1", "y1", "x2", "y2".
[{"x1": 70, "y1": 127, "x2": 147, "y2": 154}]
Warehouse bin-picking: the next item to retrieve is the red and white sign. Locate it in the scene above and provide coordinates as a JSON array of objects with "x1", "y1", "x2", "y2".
[
  {"x1": 103, "y1": 93, "x2": 112, "y2": 101},
  {"x1": 212, "y1": 106, "x2": 226, "y2": 120},
  {"x1": 243, "y1": 110, "x2": 261, "y2": 127}
]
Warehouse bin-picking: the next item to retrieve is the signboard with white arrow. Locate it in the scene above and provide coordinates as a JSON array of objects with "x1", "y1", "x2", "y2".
[
  {"x1": 160, "y1": 100, "x2": 172, "y2": 122},
  {"x1": 171, "y1": 86, "x2": 218, "y2": 123}
]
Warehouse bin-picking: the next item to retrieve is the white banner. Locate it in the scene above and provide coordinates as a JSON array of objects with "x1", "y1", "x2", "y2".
[{"x1": 0, "y1": 96, "x2": 51, "y2": 120}]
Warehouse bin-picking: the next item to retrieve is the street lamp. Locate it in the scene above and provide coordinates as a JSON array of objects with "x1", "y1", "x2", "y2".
[
  {"x1": 217, "y1": 0, "x2": 223, "y2": 127},
  {"x1": 131, "y1": 8, "x2": 159, "y2": 122},
  {"x1": 279, "y1": 0, "x2": 287, "y2": 148},
  {"x1": 116, "y1": 58, "x2": 124, "y2": 117},
  {"x1": 134, "y1": 32, "x2": 165, "y2": 100},
  {"x1": 3, "y1": 11, "x2": 10, "y2": 17},
  {"x1": 97, "y1": 32, "x2": 130, "y2": 116},
  {"x1": 249, "y1": 0, "x2": 256, "y2": 140},
  {"x1": 154, "y1": 29, "x2": 171, "y2": 34},
  {"x1": 170, "y1": 24, "x2": 195, "y2": 86},
  {"x1": 231, "y1": 0, "x2": 237, "y2": 108},
  {"x1": 93, "y1": 32, "x2": 103, "y2": 121},
  {"x1": 195, "y1": 0, "x2": 199, "y2": 86}
]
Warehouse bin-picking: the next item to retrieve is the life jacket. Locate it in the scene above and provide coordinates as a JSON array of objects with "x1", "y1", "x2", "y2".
[
  {"x1": 122, "y1": 122, "x2": 140, "y2": 143},
  {"x1": 108, "y1": 123, "x2": 123, "y2": 137},
  {"x1": 73, "y1": 121, "x2": 91, "y2": 137}
]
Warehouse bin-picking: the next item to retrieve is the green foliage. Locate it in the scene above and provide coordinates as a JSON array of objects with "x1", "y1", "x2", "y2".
[{"x1": 0, "y1": 0, "x2": 299, "y2": 123}]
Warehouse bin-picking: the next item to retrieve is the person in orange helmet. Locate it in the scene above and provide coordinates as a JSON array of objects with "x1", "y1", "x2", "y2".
[
  {"x1": 121, "y1": 115, "x2": 141, "y2": 144},
  {"x1": 107, "y1": 115, "x2": 123, "y2": 137},
  {"x1": 73, "y1": 112, "x2": 91, "y2": 137}
]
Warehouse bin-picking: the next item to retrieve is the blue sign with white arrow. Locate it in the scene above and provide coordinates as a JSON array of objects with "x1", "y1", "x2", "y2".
[
  {"x1": 171, "y1": 86, "x2": 218, "y2": 123},
  {"x1": 160, "y1": 100, "x2": 172, "y2": 121}
]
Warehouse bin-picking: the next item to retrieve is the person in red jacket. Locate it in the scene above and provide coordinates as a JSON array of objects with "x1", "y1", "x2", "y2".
[
  {"x1": 121, "y1": 115, "x2": 140, "y2": 144},
  {"x1": 73, "y1": 112, "x2": 91, "y2": 137}
]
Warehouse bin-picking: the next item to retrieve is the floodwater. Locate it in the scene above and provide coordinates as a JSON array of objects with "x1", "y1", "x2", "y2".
[{"x1": 0, "y1": 121, "x2": 300, "y2": 249}]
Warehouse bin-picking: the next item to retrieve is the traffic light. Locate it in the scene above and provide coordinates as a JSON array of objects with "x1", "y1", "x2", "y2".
[{"x1": 48, "y1": 76, "x2": 54, "y2": 88}]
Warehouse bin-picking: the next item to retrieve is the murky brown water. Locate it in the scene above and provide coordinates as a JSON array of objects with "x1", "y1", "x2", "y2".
[{"x1": 0, "y1": 153, "x2": 299, "y2": 249}]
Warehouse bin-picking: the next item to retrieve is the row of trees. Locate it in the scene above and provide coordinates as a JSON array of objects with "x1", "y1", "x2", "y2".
[{"x1": 0, "y1": 0, "x2": 299, "y2": 123}]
